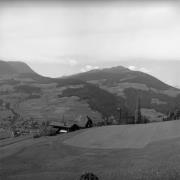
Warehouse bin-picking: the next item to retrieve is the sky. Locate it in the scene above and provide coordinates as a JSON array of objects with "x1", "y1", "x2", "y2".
[{"x1": 0, "y1": 0, "x2": 180, "y2": 87}]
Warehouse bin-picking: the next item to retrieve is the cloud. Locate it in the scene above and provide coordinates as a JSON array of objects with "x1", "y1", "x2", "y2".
[
  {"x1": 139, "y1": 67, "x2": 150, "y2": 73},
  {"x1": 128, "y1": 66, "x2": 136, "y2": 71},
  {"x1": 68, "y1": 59, "x2": 78, "y2": 66},
  {"x1": 128, "y1": 65, "x2": 150, "y2": 73},
  {"x1": 1, "y1": 3, "x2": 180, "y2": 63},
  {"x1": 80, "y1": 65, "x2": 99, "y2": 72}
]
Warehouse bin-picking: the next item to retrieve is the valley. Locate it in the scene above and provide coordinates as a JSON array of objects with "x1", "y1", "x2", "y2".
[{"x1": 0, "y1": 60, "x2": 180, "y2": 139}]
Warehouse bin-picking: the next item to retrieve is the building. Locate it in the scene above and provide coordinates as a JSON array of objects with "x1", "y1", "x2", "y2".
[
  {"x1": 49, "y1": 122, "x2": 72, "y2": 133},
  {"x1": 49, "y1": 116, "x2": 94, "y2": 133}
]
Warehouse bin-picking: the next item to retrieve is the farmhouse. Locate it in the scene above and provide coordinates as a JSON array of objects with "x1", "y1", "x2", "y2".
[
  {"x1": 49, "y1": 122, "x2": 72, "y2": 133},
  {"x1": 49, "y1": 116, "x2": 94, "y2": 133}
]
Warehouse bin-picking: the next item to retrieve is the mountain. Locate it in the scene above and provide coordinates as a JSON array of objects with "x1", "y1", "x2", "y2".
[
  {"x1": 7, "y1": 61, "x2": 35, "y2": 74},
  {"x1": 0, "y1": 60, "x2": 38, "y2": 78},
  {"x1": 68, "y1": 66, "x2": 180, "y2": 119},
  {"x1": 0, "y1": 61, "x2": 17, "y2": 75},
  {"x1": 0, "y1": 60, "x2": 53, "y2": 85},
  {"x1": 71, "y1": 66, "x2": 174, "y2": 90},
  {"x1": 1, "y1": 62, "x2": 180, "y2": 132}
]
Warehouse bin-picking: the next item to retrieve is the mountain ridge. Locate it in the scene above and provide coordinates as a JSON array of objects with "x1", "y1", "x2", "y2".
[
  {"x1": 0, "y1": 60, "x2": 180, "y2": 128},
  {"x1": 7, "y1": 61, "x2": 36, "y2": 74},
  {"x1": 70, "y1": 66, "x2": 177, "y2": 91},
  {"x1": 0, "y1": 60, "x2": 178, "y2": 90},
  {"x1": 0, "y1": 60, "x2": 37, "y2": 77}
]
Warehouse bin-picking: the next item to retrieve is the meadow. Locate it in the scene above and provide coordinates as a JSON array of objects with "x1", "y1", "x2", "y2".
[{"x1": 1, "y1": 121, "x2": 180, "y2": 180}]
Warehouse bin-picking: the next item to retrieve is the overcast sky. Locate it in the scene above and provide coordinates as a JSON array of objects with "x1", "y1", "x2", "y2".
[{"x1": 0, "y1": 0, "x2": 180, "y2": 87}]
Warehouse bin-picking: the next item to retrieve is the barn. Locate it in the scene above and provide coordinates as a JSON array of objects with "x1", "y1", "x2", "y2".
[
  {"x1": 49, "y1": 122, "x2": 72, "y2": 133},
  {"x1": 49, "y1": 116, "x2": 94, "y2": 133}
]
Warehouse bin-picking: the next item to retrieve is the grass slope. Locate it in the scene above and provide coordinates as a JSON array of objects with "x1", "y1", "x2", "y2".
[
  {"x1": 64, "y1": 120, "x2": 180, "y2": 149},
  {"x1": 2, "y1": 122, "x2": 180, "y2": 180},
  {"x1": 60, "y1": 84, "x2": 124, "y2": 118}
]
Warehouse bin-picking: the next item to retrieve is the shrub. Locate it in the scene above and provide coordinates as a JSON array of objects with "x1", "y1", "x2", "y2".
[
  {"x1": 33, "y1": 133, "x2": 41, "y2": 138},
  {"x1": 79, "y1": 172, "x2": 99, "y2": 180},
  {"x1": 45, "y1": 126, "x2": 57, "y2": 136}
]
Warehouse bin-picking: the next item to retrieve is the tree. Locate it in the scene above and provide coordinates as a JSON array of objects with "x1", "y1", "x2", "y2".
[
  {"x1": 117, "y1": 107, "x2": 122, "y2": 124},
  {"x1": 134, "y1": 97, "x2": 142, "y2": 124},
  {"x1": 86, "y1": 116, "x2": 93, "y2": 128},
  {"x1": 79, "y1": 172, "x2": 99, "y2": 180}
]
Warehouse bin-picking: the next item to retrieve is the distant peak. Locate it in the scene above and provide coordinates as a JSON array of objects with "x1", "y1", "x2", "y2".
[
  {"x1": 100, "y1": 65, "x2": 130, "y2": 73},
  {"x1": 0, "y1": 60, "x2": 17, "y2": 75},
  {"x1": 79, "y1": 65, "x2": 129, "y2": 74},
  {"x1": 110, "y1": 66, "x2": 129, "y2": 70},
  {"x1": 8, "y1": 61, "x2": 35, "y2": 74}
]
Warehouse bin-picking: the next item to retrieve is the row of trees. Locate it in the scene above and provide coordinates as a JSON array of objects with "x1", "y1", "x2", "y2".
[
  {"x1": 103, "y1": 96, "x2": 180, "y2": 125},
  {"x1": 134, "y1": 97, "x2": 149, "y2": 124},
  {"x1": 164, "y1": 109, "x2": 180, "y2": 121},
  {"x1": 98, "y1": 97, "x2": 148, "y2": 125}
]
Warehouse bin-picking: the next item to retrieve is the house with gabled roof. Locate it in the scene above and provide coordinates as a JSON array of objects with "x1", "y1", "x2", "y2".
[{"x1": 49, "y1": 115, "x2": 94, "y2": 133}]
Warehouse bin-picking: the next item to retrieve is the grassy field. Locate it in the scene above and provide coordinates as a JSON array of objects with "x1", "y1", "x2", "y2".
[
  {"x1": 65, "y1": 120, "x2": 180, "y2": 149},
  {"x1": 1, "y1": 121, "x2": 180, "y2": 180}
]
